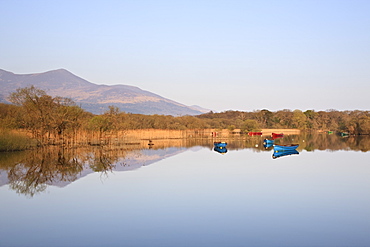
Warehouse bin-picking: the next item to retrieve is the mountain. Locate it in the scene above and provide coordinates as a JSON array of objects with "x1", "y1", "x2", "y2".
[{"x1": 0, "y1": 68, "x2": 210, "y2": 115}]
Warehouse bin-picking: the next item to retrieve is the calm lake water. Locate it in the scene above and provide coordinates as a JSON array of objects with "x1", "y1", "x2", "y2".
[{"x1": 1, "y1": 134, "x2": 370, "y2": 247}]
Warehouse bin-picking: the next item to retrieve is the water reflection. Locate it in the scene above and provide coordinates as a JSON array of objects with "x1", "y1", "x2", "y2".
[
  {"x1": 5, "y1": 148, "x2": 84, "y2": 197},
  {"x1": 229, "y1": 133, "x2": 370, "y2": 152},
  {"x1": 272, "y1": 149, "x2": 300, "y2": 159},
  {"x1": 263, "y1": 143, "x2": 274, "y2": 149},
  {"x1": 213, "y1": 146, "x2": 228, "y2": 154},
  {"x1": 0, "y1": 133, "x2": 369, "y2": 197},
  {"x1": 0, "y1": 145, "x2": 191, "y2": 197},
  {"x1": 263, "y1": 138, "x2": 275, "y2": 145}
]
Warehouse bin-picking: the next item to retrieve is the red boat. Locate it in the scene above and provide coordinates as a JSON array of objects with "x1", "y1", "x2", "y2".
[
  {"x1": 248, "y1": 132, "x2": 262, "y2": 136},
  {"x1": 271, "y1": 132, "x2": 284, "y2": 139}
]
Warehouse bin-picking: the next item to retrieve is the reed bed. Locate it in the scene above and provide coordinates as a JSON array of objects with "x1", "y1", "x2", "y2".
[
  {"x1": 0, "y1": 128, "x2": 301, "y2": 151},
  {"x1": 0, "y1": 130, "x2": 37, "y2": 152}
]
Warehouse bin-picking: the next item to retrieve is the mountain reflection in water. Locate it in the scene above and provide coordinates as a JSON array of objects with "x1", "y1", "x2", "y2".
[
  {"x1": 0, "y1": 146, "x2": 190, "y2": 197},
  {"x1": 0, "y1": 133, "x2": 369, "y2": 197}
]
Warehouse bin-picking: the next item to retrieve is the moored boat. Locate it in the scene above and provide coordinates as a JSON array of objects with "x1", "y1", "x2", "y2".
[
  {"x1": 273, "y1": 144, "x2": 299, "y2": 152},
  {"x1": 248, "y1": 132, "x2": 262, "y2": 136},
  {"x1": 263, "y1": 139, "x2": 274, "y2": 145},
  {"x1": 214, "y1": 142, "x2": 227, "y2": 148},
  {"x1": 271, "y1": 132, "x2": 284, "y2": 138}
]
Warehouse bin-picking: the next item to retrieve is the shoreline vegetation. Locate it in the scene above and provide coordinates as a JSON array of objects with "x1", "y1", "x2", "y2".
[
  {"x1": 0, "y1": 128, "x2": 301, "y2": 152},
  {"x1": 1, "y1": 86, "x2": 369, "y2": 151}
]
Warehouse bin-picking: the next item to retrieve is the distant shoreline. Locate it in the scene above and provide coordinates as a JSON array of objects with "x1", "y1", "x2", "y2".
[
  {"x1": 0, "y1": 128, "x2": 301, "y2": 151},
  {"x1": 261, "y1": 129, "x2": 300, "y2": 136},
  {"x1": 123, "y1": 128, "x2": 301, "y2": 141}
]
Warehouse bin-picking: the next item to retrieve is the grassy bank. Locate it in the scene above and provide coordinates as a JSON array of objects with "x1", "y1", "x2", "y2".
[{"x1": 0, "y1": 130, "x2": 37, "y2": 152}]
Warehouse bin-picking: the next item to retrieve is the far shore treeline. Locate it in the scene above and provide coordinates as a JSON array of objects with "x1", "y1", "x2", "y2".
[{"x1": 1, "y1": 86, "x2": 369, "y2": 151}]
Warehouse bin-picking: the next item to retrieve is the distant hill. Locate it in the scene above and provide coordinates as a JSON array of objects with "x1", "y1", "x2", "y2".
[{"x1": 0, "y1": 68, "x2": 210, "y2": 115}]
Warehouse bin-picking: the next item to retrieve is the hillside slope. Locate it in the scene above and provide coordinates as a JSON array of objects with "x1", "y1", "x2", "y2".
[{"x1": 0, "y1": 69, "x2": 209, "y2": 115}]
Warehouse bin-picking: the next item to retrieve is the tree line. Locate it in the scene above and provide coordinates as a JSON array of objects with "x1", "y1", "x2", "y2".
[
  {"x1": 197, "y1": 109, "x2": 370, "y2": 134},
  {"x1": 1, "y1": 86, "x2": 369, "y2": 147}
]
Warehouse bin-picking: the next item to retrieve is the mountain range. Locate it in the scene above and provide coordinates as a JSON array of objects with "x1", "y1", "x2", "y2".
[{"x1": 0, "y1": 68, "x2": 209, "y2": 115}]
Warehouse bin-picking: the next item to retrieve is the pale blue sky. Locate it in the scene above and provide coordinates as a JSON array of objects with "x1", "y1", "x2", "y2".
[{"x1": 1, "y1": 0, "x2": 370, "y2": 112}]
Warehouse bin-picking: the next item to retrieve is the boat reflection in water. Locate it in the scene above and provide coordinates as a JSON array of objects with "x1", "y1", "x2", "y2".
[
  {"x1": 274, "y1": 144, "x2": 299, "y2": 152},
  {"x1": 272, "y1": 149, "x2": 299, "y2": 159},
  {"x1": 214, "y1": 142, "x2": 227, "y2": 148},
  {"x1": 263, "y1": 139, "x2": 274, "y2": 149},
  {"x1": 213, "y1": 146, "x2": 228, "y2": 154},
  {"x1": 263, "y1": 143, "x2": 274, "y2": 149},
  {"x1": 272, "y1": 144, "x2": 300, "y2": 159}
]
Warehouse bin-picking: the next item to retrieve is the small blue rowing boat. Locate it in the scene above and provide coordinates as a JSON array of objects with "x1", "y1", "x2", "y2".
[
  {"x1": 263, "y1": 139, "x2": 274, "y2": 145},
  {"x1": 273, "y1": 144, "x2": 299, "y2": 152},
  {"x1": 214, "y1": 142, "x2": 227, "y2": 148}
]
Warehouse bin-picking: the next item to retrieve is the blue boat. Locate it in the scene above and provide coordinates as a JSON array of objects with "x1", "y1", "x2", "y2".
[
  {"x1": 272, "y1": 149, "x2": 299, "y2": 159},
  {"x1": 214, "y1": 142, "x2": 227, "y2": 148},
  {"x1": 214, "y1": 146, "x2": 228, "y2": 154},
  {"x1": 263, "y1": 139, "x2": 274, "y2": 145},
  {"x1": 273, "y1": 144, "x2": 299, "y2": 152}
]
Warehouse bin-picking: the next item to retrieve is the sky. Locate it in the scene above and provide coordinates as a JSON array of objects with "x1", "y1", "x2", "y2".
[{"x1": 1, "y1": 0, "x2": 370, "y2": 112}]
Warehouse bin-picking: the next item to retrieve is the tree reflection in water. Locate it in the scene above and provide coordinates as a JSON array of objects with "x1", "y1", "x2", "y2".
[
  {"x1": 1, "y1": 146, "x2": 153, "y2": 197},
  {"x1": 0, "y1": 133, "x2": 369, "y2": 197},
  {"x1": 7, "y1": 148, "x2": 84, "y2": 197},
  {"x1": 87, "y1": 148, "x2": 117, "y2": 178}
]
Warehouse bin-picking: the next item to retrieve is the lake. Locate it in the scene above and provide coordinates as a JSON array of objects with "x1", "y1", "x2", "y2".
[{"x1": 1, "y1": 133, "x2": 370, "y2": 247}]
